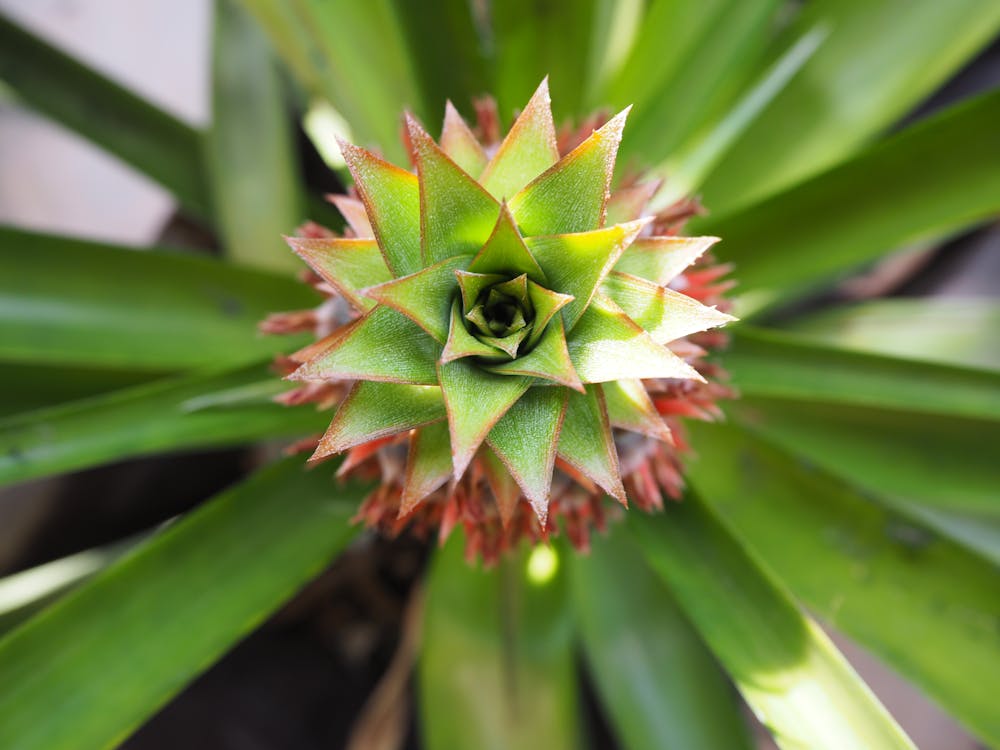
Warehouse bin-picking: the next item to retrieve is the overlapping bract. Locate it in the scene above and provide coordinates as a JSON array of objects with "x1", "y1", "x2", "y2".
[{"x1": 283, "y1": 80, "x2": 734, "y2": 533}]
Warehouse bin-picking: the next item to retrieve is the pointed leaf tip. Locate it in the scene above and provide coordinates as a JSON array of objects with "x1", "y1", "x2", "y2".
[
  {"x1": 528, "y1": 218, "x2": 649, "y2": 330},
  {"x1": 339, "y1": 140, "x2": 421, "y2": 277},
  {"x1": 480, "y1": 78, "x2": 559, "y2": 200},
  {"x1": 400, "y1": 421, "x2": 453, "y2": 516},
  {"x1": 559, "y1": 385, "x2": 627, "y2": 505},
  {"x1": 566, "y1": 296, "x2": 705, "y2": 384},
  {"x1": 614, "y1": 236, "x2": 720, "y2": 287},
  {"x1": 441, "y1": 101, "x2": 488, "y2": 176},
  {"x1": 438, "y1": 359, "x2": 531, "y2": 480},
  {"x1": 409, "y1": 113, "x2": 501, "y2": 266},
  {"x1": 510, "y1": 107, "x2": 631, "y2": 235},
  {"x1": 312, "y1": 381, "x2": 446, "y2": 460},
  {"x1": 326, "y1": 194, "x2": 374, "y2": 238},
  {"x1": 361, "y1": 255, "x2": 469, "y2": 344},
  {"x1": 468, "y1": 203, "x2": 546, "y2": 282},
  {"x1": 602, "y1": 271, "x2": 736, "y2": 345},
  {"x1": 487, "y1": 387, "x2": 568, "y2": 524},
  {"x1": 285, "y1": 236, "x2": 391, "y2": 311}
]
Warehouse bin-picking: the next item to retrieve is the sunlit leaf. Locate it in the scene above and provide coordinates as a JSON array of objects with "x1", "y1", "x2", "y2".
[
  {"x1": 688, "y1": 420, "x2": 1000, "y2": 746},
  {"x1": 632, "y1": 499, "x2": 915, "y2": 750},
  {"x1": 571, "y1": 529, "x2": 754, "y2": 750},
  {"x1": 701, "y1": 0, "x2": 1000, "y2": 212},
  {"x1": 527, "y1": 220, "x2": 647, "y2": 329},
  {"x1": 510, "y1": 110, "x2": 628, "y2": 235},
  {"x1": 566, "y1": 296, "x2": 702, "y2": 383},
  {"x1": 480, "y1": 78, "x2": 560, "y2": 201},
  {"x1": 420, "y1": 538, "x2": 579, "y2": 750}
]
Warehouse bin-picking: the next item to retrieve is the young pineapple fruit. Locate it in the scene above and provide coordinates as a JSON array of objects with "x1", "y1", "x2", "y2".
[{"x1": 265, "y1": 79, "x2": 735, "y2": 563}]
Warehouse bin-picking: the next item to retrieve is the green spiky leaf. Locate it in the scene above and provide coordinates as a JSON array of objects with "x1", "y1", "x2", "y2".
[
  {"x1": 291, "y1": 305, "x2": 440, "y2": 385},
  {"x1": 480, "y1": 78, "x2": 560, "y2": 200},
  {"x1": 528, "y1": 220, "x2": 648, "y2": 329},
  {"x1": 401, "y1": 421, "x2": 454, "y2": 515},
  {"x1": 486, "y1": 315, "x2": 583, "y2": 391},
  {"x1": 340, "y1": 141, "x2": 422, "y2": 276},
  {"x1": 439, "y1": 101, "x2": 488, "y2": 175},
  {"x1": 510, "y1": 109, "x2": 628, "y2": 234},
  {"x1": 362, "y1": 255, "x2": 469, "y2": 342},
  {"x1": 613, "y1": 236, "x2": 719, "y2": 286},
  {"x1": 438, "y1": 359, "x2": 532, "y2": 478},
  {"x1": 567, "y1": 296, "x2": 703, "y2": 383},
  {"x1": 287, "y1": 237, "x2": 392, "y2": 311},
  {"x1": 486, "y1": 387, "x2": 568, "y2": 521},
  {"x1": 408, "y1": 115, "x2": 501, "y2": 265},
  {"x1": 468, "y1": 204, "x2": 547, "y2": 282},
  {"x1": 602, "y1": 378, "x2": 672, "y2": 442},
  {"x1": 558, "y1": 385, "x2": 626, "y2": 504},
  {"x1": 313, "y1": 381, "x2": 446, "y2": 459},
  {"x1": 602, "y1": 271, "x2": 735, "y2": 344}
]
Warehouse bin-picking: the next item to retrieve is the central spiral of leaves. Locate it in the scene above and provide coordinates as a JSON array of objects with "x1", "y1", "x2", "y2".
[{"x1": 457, "y1": 273, "x2": 550, "y2": 360}]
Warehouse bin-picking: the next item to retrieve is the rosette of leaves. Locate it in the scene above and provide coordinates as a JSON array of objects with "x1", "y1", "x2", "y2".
[{"x1": 283, "y1": 80, "x2": 732, "y2": 531}]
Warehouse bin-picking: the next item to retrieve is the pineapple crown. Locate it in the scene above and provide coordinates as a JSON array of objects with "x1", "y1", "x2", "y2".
[{"x1": 283, "y1": 78, "x2": 735, "y2": 527}]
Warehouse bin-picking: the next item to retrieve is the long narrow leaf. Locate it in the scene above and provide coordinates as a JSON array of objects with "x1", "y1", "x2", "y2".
[
  {"x1": 0, "y1": 535, "x2": 145, "y2": 633},
  {"x1": 700, "y1": 0, "x2": 1000, "y2": 212},
  {"x1": 491, "y1": 0, "x2": 598, "y2": 121},
  {"x1": 876, "y1": 498, "x2": 1000, "y2": 568},
  {"x1": 581, "y1": 0, "x2": 644, "y2": 109},
  {"x1": 700, "y1": 91, "x2": 1000, "y2": 313},
  {"x1": 389, "y1": 0, "x2": 491, "y2": 119},
  {"x1": 0, "y1": 363, "x2": 151, "y2": 419},
  {"x1": 239, "y1": 0, "x2": 425, "y2": 160},
  {"x1": 206, "y1": 0, "x2": 305, "y2": 273},
  {"x1": 727, "y1": 327, "x2": 1000, "y2": 420},
  {"x1": 631, "y1": 502, "x2": 915, "y2": 750},
  {"x1": 654, "y1": 27, "x2": 826, "y2": 207},
  {"x1": 603, "y1": 0, "x2": 726, "y2": 113},
  {"x1": 0, "y1": 364, "x2": 327, "y2": 488},
  {"x1": 731, "y1": 398, "x2": 999, "y2": 516},
  {"x1": 783, "y1": 298, "x2": 1000, "y2": 372},
  {"x1": 0, "y1": 12, "x2": 210, "y2": 216},
  {"x1": 614, "y1": 0, "x2": 783, "y2": 167},
  {"x1": 570, "y1": 530, "x2": 753, "y2": 750},
  {"x1": 687, "y1": 420, "x2": 1000, "y2": 746},
  {"x1": 0, "y1": 227, "x2": 317, "y2": 371},
  {"x1": 0, "y1": 455, "x2": 367, "y2": 750},
  {"x1": 420, "y1": 539, "x2": 580, "y2": 750}
]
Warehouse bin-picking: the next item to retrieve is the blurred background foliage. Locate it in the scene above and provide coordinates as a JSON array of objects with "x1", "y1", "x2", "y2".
[{"x1": 0, "y1": 1, "x2": 998, "y2": 748}]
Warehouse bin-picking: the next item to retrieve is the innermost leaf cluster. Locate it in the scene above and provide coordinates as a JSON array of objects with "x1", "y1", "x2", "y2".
[
  {"x1": 457, "y1": 271, "x2": 550, "y2": 361},
  {"x1": 466, "y1": 275, "x2": 533, "y2": 355}
]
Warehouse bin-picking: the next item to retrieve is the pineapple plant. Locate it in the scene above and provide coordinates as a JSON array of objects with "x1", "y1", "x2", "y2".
[{"x1": 0, "y1": 1, "x2": 998, "y2": 749}]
